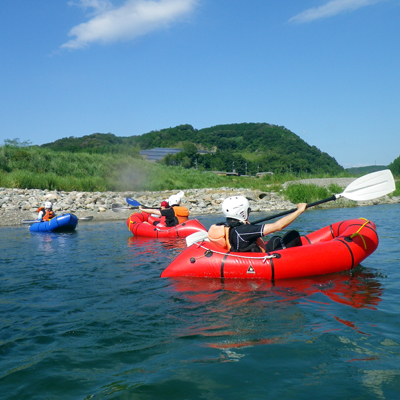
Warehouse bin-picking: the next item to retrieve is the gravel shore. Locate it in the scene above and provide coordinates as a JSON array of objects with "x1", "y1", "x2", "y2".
[{"x1": 1, "y1": 178, "x2": 399, "y2": 227}]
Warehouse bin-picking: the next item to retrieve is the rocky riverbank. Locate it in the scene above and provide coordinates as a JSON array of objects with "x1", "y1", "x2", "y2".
[{"x1": 1, "y1": 179, "x2": 399, "y2": 227}]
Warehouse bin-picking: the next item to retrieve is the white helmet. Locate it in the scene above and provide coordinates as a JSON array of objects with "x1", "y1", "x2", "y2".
[
  {"x1": 45, "y1": 201, "x2": 53, "y2": 209},
  {"x1": 221, "y1": 196, "x2": 250, "y2": 222},
  {"x1": 168, "y1": 194, "x2": 181, "y2": 206}
]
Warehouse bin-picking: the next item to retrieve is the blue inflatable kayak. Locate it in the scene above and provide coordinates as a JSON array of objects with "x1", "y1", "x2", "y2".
[{"x1": 29, "y1": 213, "x2": 78, "y2": 233}]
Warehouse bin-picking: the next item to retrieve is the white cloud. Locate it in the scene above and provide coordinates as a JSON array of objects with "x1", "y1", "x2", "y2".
[
  {"x1": 289, "y1": 0, "x2": 384, "y2": 23},
  {"x1": 62, "y1": 0, "x2": 198, "y2": 49},
  {"x1": 69, "y1": 0, "x2": 113, "y2": 13}
]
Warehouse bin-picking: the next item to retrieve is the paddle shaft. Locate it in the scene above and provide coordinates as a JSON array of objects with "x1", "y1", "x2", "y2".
[
  {"x1": 126, "y1": 198, "x2": 159, "y2": 208},
  {"x1": 112, "y1": 204, "x2": 154, "y2": 212},
  {"x1": 126, "y1": 193, "x2": 183, "y2": 208},
  {"x1": 22, "y1": 216, "x2": 93, "y2": 224},
  {"x1": 251, "y1": 195, "x2": 336, "y2": 224}
]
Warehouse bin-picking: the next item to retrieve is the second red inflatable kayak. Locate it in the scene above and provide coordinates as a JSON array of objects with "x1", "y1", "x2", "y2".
[{"x1": 127, "y1": 212, "x2": 207, "y2": 238}]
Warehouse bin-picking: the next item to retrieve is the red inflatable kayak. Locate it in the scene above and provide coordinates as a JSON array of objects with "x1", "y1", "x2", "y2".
[
  {"x1": 127, "y1": 212, "x2": 207, "y2": 238},
  {"x1": 161, "y1": 218, "x2": 379, "y2": 279}
]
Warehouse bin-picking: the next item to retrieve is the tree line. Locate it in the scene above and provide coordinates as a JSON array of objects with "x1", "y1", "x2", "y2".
[{"x1": 40, "y1": 123, "x2": 345, "y2": 175}]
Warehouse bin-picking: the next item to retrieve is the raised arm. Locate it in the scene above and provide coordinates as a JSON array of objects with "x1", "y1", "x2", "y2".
[
  {"x1": 139, "y1": 206, "x2": 162, "y2": 216},
  {"x1": 262, "y1": 203, "x2": 307, "y2": 236}
]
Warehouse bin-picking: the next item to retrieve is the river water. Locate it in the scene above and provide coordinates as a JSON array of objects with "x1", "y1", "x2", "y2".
[{"x1": 1, "y1": 204, "x2": 400, "y2": 400}]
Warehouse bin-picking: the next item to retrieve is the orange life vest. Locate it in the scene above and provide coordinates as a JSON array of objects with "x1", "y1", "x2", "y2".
[
  {"x1": 37, "y1": 207, "x2": 55, "y2": 221},
  {"x1": 172, "y1": 206, "x2": 189, "y2": 224},
  {"x1": 43, "y1": 210, "x2": 55, "y2": 221},
  {"x1": 208, "y1": 224, "x2": 231, "y2": 250}
]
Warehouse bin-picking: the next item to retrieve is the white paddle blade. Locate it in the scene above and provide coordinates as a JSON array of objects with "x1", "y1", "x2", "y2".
[
  {"x1": 79, "y1": 216, "x2": 93, "y2": 221},
  {"x1": 186, "y1": 231, "x2": 209, "y2": 247},
  {"x1": 22, "y1": 220, "x2": 39, "y2": 225},
  {"x1": 111, "y1": 204, "x2": 135, "y2": 213},
  {"x1": 341, "y1": 169, "x2": 395, "y2": 201},
  {"x1": 177, "y1": 191, "x2": 184, "y2": 198}
]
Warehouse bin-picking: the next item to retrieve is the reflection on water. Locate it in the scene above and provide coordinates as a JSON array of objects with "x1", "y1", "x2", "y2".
[
  {"x1": 165, "y1": 269, "x2": 384, "y2": 357},
  {"x1": 35, "y1": 231, "x2": 77, "y2": 253},
  {"x1": 127, "y1": 235, "x2": 187, "y2": 252},
  {"x1": 2, "y1": 206, "x2": 400, "y2": 399},
  {"x1": 168, "y1": 269, "x2": 383, "y2": 309}
]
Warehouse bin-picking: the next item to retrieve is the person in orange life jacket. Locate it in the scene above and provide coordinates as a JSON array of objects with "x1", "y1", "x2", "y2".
[
  {"x1": 209, "y1": 196, "x2": 307, "y2": 252},
  {"x1": 167, "y1": 194, "x2": 189, "y2": 223},
  {"x1": 139, "y1": 200, "x2": 179, "y2": 227},
  {"x1": 139, "y1": 193, "x2": 190, "y2": 227},
  {"x1": 37, "y1": 201, "x2": 56, "y2": 221}
]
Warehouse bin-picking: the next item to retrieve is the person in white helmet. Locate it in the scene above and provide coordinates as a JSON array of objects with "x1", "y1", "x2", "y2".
[
  {"x1": 208, "y1": 196, "x2": 307, "y2": 252},
  {"x1": 139, "y1": 200, "x2": 178, "y2": 227},
  {"x1": 36, "y1": 201, "x2": 56, "y2": 221},
  {"x1": 139, "y1": 191, "x2": 189, "y2": 227},
  {"x1": 166, "y1": 193, "x2": 189, "y2": 223}
]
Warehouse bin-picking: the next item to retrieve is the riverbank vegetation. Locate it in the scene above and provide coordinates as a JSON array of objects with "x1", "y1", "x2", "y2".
[
  {"x1": 0, "y1": 141, "x2": 350, "y2": 194},
  {"x1": 284, "y1": 183, "x2": 344, "y2": 204},
  {"x1": 2, "y1": 124, "x2": 400, "y2": 204}
]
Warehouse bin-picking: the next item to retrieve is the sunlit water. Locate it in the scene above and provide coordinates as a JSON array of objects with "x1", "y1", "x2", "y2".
[{"x1": 1, "y1": 204, "x2": 400, "y2": 399}]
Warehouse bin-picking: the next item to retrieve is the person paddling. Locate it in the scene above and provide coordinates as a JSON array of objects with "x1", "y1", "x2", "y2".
[
  {"x1": 139, "y1": 192, "x2": 189, "y2": 227},
  {"x1": 167, "y1": 193, "x2": 189, "y2": 223},
  {"x1": 139, "y1": 200, "x2": 179, "y2": 227},
  {"x1": 37, "y1": 201, "x2": 56, "y2": 221},
  {"x1": 208, "y1": 196, "x2": 307, "y2": 252}
]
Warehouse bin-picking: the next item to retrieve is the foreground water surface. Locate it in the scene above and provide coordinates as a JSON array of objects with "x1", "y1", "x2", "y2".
[{"x1": 1, "y1": 204, "x2": 400, "y2": 399}]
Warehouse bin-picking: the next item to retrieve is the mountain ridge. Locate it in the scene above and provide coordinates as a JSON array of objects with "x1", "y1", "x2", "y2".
[{"x1": 41, "y1": 122, "x2": 344, "y2": 175}]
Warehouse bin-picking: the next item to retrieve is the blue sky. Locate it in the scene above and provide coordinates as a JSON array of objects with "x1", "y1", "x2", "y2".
[{"x1": 0, "y1": 0, "x2": 399, "y2": 168}]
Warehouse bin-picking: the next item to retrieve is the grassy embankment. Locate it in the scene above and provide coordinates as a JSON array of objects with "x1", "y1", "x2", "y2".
[{"x1": 1, "y1": 145, "x2": 399, "y2": 203}]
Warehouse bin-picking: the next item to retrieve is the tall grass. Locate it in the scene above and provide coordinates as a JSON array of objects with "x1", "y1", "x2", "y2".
[
  {"x1": 283, "y1": 183, "x2": 345, "y2": 204},
  {"x1": 392, "y1": 181, "x2": 400, "y2": 197},
  {"x1": 0, "y1": 144, "x2": 361, "y2": 193},
  {"x1": 0, "y1": 170, "x2": 107, "y2": 192}
]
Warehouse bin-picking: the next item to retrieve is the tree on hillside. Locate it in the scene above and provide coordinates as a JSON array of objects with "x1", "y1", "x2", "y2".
[
  {"x1": 40, "y1": 123, "x2": 344, "y2": 175},
  {"x1": 4, "y1": 138, "x2": 32, "y2": 147},
  {"x1": 389, "y1": 156, "x2": 400, "y2": 176}
]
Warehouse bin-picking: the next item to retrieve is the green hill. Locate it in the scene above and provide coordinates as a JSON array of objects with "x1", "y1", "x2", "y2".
[
  {"x1": 345, "y1": 165, "x2": 388, "y2": 176},
  {"x1": 41, "y1": 123, "x2": 344, "y2": 176}
]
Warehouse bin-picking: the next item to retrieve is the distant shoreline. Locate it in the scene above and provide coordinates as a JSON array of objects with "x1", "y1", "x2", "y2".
[{"x1": 1, "y1": 178, "x2": 399, "y2": 227}]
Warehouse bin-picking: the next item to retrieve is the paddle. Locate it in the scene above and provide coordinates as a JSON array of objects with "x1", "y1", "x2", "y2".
[
  {"x1": 126, "y1": 197, "x2": 141, "y2": 207},
  {"x1": 125, "y1": 191, "x2": 184, "y2": 208},
  {"x1": 252, "y1": 169, "x2": 395, "y2": 224},
  {"x1": 185, "y1": 231, "x2": 210, "y2": 247},
  {"x1": 79, "y1": 216, "x2": 94, "y2": 221},
  {"x1": 112, "y1": 203, "x2": 154, "y2": 212},
  {"x1": 22, "y1": 216, "x2": 94, "y2": 225},
  {"x1": 112, "y1": 203, "x2": 133, "y2": 212},
  {"x1": 185, "y1": 169, "x2": 395, "y2": 246}
]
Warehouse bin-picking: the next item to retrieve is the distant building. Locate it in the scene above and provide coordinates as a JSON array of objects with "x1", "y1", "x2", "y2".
[
  {"x1": 140, "y1": 148, "x2": 182, "y2": 162},
  {"x1": 140, "y1": 148, "x2": 210, "y2": 162}
]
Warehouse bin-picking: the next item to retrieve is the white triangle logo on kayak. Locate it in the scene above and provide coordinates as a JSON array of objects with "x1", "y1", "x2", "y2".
[{"x1": 247, "y1": 265, "x2": 255, "y2": 274}]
